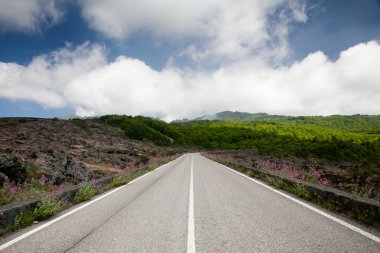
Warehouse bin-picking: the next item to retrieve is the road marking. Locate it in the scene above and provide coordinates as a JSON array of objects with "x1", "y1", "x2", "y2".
[
  {"x1": 187, "y1": 155, "x2": 196, "y2": 253},
  {"x1": 0, "y1": 156, "x2": 183, "y2": 251},
  {"x1": 207, "y1": 158, "x2": 380, "y2": 244}
]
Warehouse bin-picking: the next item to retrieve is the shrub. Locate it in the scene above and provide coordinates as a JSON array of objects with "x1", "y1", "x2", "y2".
[
  {"x1": 73, "y1": 183, "x2": 96, "y2": 204},
  {"x1": 138, "y1": 155, "x2": 150, "y2": 165},
  {"x1": 0, "y1": 194, "x2": 11, "y2": 206},
  {"x1": 110, "y1": 175, "x2": 130, "y2": 187},
  {"x1": 8, "y1": 212, "x2": 34, "y2": 232},
  {"x1": 272, "y1": 178, "x2": 288, "y2": 190},
  {"x1": 33, "y1": 195, "x2": 63, "y2": 220},
  {"x1": 25, "y1": 164, "x2": 38, "y2": 179},
  {"x1": 246, "y1": 170, "x2": 254, "y2": 177},
  {"x1": 147, "y1": 163, "x2": 157, "y2": 171},
  {"x1": 165, "y1": 150, "x2": 177, "y2": 156},
  {"x1": 0, "y1": 181, "x2": 14, "y2": 206},
  {"x1": 235, "y1": 165, "x2": 247, "y2": 173},
  {"x1": 322, "y1": 199, "x2": 335, "y2": 210},
  {"x1": 293, "y1": 183, "x2": 311, "y2": 199}
]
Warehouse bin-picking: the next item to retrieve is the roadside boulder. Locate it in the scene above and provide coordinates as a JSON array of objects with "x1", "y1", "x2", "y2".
[
  {"x1": 0, "y1": 155, "x2": 27, "y2": 183},
  {"x1": 44, "y1": 154, "x2": 93, "y2": 183},
  {"x1": 0, "y1": 172, "x2": 8, "y2": 186}
]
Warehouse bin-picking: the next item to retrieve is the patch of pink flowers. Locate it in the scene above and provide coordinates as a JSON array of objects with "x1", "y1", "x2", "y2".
[
  {"x1": 258, "y1": 160, "x2": 332, "y2": 187},
  {"x1": 258, "y1": 160, "x2": 303, "y2": 180},
  {"x1": 91, "y1": 179, "x2": 101, "y2": 190},
  {"x1": 9, "y1": 185, "x2": 18, "y2": 195},
  {"x1": 202, "y1": 152, "x2": 378, "y2": 201},
  {"x1": 48, "y1": 180, "x2": 55, "y2": 191},
  {"x1": 39, "y1": 174, "x2": 46, "y2": 185},
  {"x1": 57, "y1": 185, "x2": 64, "y2": 195}
]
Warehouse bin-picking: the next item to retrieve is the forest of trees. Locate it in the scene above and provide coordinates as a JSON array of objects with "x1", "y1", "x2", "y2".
[{"x1": 99, "y1": 114, "x2": 380, "y2": 164}]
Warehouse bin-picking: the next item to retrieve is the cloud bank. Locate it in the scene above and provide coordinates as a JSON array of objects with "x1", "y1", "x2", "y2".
[
  {"x1": 0, "y1": 0, "x2": 63, "y2": 33},
  {"x1": 0, "y1": 43, "x2": 106, "y2": 108},
  {"x1": 1, "y1": 41, "x2": 379, "y2": 121},
  {"x1": 0, "y1": 0, "x2": 378, "y2": 120},
  {"x1": 80, "y1": 0, "x2": 306, "y2": 61}
]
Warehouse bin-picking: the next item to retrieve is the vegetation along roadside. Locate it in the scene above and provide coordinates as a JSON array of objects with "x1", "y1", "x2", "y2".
[
  {"x1": 1, "y1": 112, "x2": 379, "y2": 235},
  {"x1": 0, "y1": 133, "x2": 180, "y2": 237}
]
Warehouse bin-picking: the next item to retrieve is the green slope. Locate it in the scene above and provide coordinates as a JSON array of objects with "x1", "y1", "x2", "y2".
[
  {"x1": 186, "y1": 111, "x2": 380, "y2": 134},
  {"x1": 99, "y1": 113, "x2": 380, "y2": 164}
]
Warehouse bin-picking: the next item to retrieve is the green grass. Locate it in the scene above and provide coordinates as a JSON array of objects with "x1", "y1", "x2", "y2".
[
  {"x1": 8, "y1": 212, "x2": 34, "y2": 232},
  {"x1": 0, "y1": 212, "x2": 35, "y2": 236},
  {"x1": 321, "y1": 199, "x2": 336, "y2": 211},
  {"x1": 271, "y1": 178, "x2": 289, "y2": 190},
  {"x1": 110, "y1": 175, "x2": 131, "y2": 187},
  {"x1": 0, "y1": 192, "x2": 12, "y2": 206},
  {"x1": 292, "y1": 183, "x2": 311, "y2": 200},
  {"x1": 33, "y1": 196, "x2": 63, "y2": 220},
  {"x1": 245, "y1": 170, "x2": 254, "y2": 177},
  {"x1": 73, "y1": 183, "x2": 96, "y2": 204},
  {"x1": 25, "y1": 164, "x2": 38, "y2": 179}
]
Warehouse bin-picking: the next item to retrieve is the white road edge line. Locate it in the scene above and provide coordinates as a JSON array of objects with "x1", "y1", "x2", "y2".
[
  {"x1": 187, "y1": 154, "x2": 196, "y2": 253},
  {"x1": 207, "y1": 158, "x2": 380, "y2": 244},
  {"x1": 0, "y1": 156, "x2": 183, "y2": 251}
]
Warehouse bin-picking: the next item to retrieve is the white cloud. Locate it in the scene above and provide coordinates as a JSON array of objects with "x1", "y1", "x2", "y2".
[
  {"x1": 0, "y1": 0, "x2": 64, "y2": 33},
  {"x1": 80, "y1": 0, "x2": 221, "y2": 39},
  {"x1": 80, "y1": 0, "x2": 306, "y2": 62},
  {"x1": 64, "y1": 57, "x2": 188, "y2": 119},
  {"x1": 0, "y1": 42, "x2": 106, "y2": 107},
  {"x1": 0, "y1": 0, "x2": 307, "y2": 63},
  {"x1": 3, "y1": 41, "x2": 379, "y2": 121},
  {"x1": 1, "y1": 1, "x2": 377, "y2": 120}
]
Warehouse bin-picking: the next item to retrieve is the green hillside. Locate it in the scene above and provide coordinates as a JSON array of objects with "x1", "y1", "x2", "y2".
[
  {"x1": 187, "y1": 111, "x2": 380, "y2": 134},
  {"x1": 278, "y1": 115, "x2": 380, "y2": 134},
  {"x1": 99, "y1": 114, "x2": 380, "y2": 164}
]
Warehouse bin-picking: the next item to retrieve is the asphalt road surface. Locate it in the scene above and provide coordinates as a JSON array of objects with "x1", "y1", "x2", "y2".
[{"x1": 1, "y1": 153, "x2": 379, "y2": 252}]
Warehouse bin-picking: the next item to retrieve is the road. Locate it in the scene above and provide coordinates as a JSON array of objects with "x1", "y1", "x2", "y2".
[{"x1": 1, "y1": 153, "x2": 379, "y2": 252}]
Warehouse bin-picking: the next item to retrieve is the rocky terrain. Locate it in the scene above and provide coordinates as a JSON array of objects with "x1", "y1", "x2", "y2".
[{"x1": 0, "y1": 117, "x2": 182, "y2": 189}]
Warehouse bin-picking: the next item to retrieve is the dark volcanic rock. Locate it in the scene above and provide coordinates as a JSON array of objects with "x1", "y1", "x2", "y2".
[
  {"x1": 44, "y1": 154, "x2": 94, "y2": 183},
  {"x1": 0, "y1": 155, "x2": 27, "y2": 183},
  {"x1": 0, "y1": 172, "x2": 8, "y2": 186},
  {"x1": 0, "y1": 118, "x2": 180, "y2": 186}
]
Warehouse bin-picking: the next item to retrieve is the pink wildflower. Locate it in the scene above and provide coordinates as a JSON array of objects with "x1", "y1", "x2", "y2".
[
  {"x1": 123, "y1": 166, "x2": 129, "y2": 174},
  {"x1": 58, "y1": 186, "x2": 64, "y2": 195},
  {"x1": 310, "y1": 166, "x2": 321, "y2": 180},
  {"x1": 91, "y1": 179, "x2": 101, "y2": 190},
  {"x1": 10, "y1": 185, "x2": 18, "y2": 195},
  {"x1": 39, "y1": 175, "x2": 46, "y2": 185},
  {"x1": 319, "y1": 178, "x2": 332, "y2": 187},
  {"x1": 49, "y1": 180, "x2": 54, "y2": 191},
  {"x1": 291, "y1": 171, "x2": 299, "y2": 179}
]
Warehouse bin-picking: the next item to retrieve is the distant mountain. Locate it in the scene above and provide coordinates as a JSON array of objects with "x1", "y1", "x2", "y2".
[
  {"x1": 176, "y1": 111, "x2": 288, "y2": 122},
  {"x1": 194, "y1": 111, "x2": 253, "y2": 121}
]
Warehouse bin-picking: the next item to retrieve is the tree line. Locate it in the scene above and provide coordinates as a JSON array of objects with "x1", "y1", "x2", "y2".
[{"x1": 98, "y1": 115, "x2": 380, "y2": 164}]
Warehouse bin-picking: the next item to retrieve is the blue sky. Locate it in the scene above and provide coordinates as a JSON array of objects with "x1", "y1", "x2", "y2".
[
  {"x1": 0, "y1": 0, "x2": 379, "y2": 120},
  {"x1": 289, "y1": 0, "x2": 380, "y2": 61}
]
